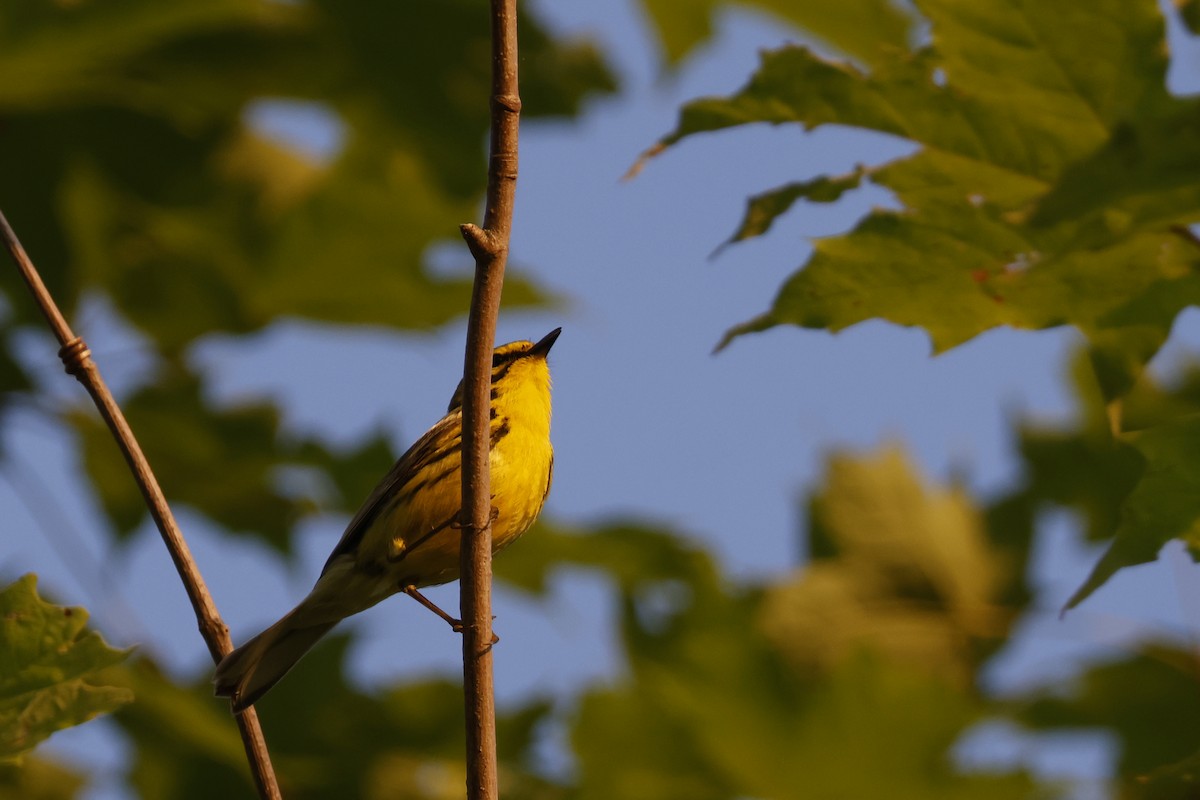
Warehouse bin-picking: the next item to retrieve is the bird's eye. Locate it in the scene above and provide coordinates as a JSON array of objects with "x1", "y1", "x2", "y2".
[{"x1": 492, "y1": 350, "x2": 525, "y2": 368}]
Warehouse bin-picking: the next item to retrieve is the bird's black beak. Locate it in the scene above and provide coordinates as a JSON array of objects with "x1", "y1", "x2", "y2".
[{"x1": 529, "y1": 327, "x2": 562, "y2": 358}]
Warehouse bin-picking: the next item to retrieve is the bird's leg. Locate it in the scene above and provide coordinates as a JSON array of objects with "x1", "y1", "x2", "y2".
[
  {"x1": 402, "y1": 586, "x2": 502, "y2": 644},
  {"x1": 400, "y1": 506, "x2": 501, "y2": 644},
  {"x1": 402, "y1": 585, "x2": 463, "y2": 631}
]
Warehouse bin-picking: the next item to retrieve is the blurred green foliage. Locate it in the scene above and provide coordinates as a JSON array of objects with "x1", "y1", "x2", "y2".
[
  {"x1": 651, "y1": 0, "x2": 1200, "y2": 627},
  {"x1": 0, "y1": 756, "x2": 84, "y2": 800},
  {"x1": 2, "y1": 0, "x2": 1199, "y2": 798},
  {"x1": 0, "y1": 0, "x2": 614, "y2": 547}
]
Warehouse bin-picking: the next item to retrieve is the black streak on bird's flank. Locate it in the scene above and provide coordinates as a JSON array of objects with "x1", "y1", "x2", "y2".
[
  {"x1": 395, "y1": 461, "x2": 458, "y2": 508},
  {"x1": 490, "y1": 419, "x2": 510, "y2": 447},
  {"x1": 491, "y1": 361, "x2": 516, "y2": 384},
  {"x1": 413, "y1": 443, "x2": 458, "y2": 477}
]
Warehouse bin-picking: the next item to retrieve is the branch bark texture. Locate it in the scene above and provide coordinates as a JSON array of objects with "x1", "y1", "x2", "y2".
[
  {"x1": 0, "y1": 210, "x2": 283, "y2": 800},
  {"x1": 458, "y1": 0, "x2": 521, "y2": 797}
]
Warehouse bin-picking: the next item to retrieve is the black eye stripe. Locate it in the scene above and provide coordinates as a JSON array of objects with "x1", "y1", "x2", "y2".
[{"x1": 491, "y1": 348, "x2": 527, "y2": 368}]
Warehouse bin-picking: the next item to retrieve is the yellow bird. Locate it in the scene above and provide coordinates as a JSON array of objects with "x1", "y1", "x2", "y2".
[{"x1": 214, "y1": 329, "x2": 559, "y2": 711}]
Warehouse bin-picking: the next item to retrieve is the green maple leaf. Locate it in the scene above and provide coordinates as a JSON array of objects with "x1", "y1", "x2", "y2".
[
  {"x1": 647, "y1": 0, "x2": 1200, "y2": 363},
  {"x1": 0, "y1": 575, "x2": 132, "y2": 762}
]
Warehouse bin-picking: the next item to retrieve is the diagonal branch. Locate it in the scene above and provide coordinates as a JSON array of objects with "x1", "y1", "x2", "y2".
[
  {"x1": 0, "y1": 210, "x2": 283, "y2": 800},
  {"x1": 458, "y1": 0, "x2": 521, "y2": 797}
]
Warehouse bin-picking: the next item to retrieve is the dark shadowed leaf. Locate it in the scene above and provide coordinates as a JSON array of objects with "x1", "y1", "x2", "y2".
[
  {"x1": 1138, "y1": 748, "x2": 1200, "y2": 800},
  {"x1": 114, "y1": 659, "x2": 271, "y2": 800},
  {"x1": 115, "y1": 641, "x2": 561, "y2": 800},
  {"x1": 1016, "y1": 644, "x2": 1200, "y2": 792},
  {"x1": 72, "y1": 369, "x2": 301, "y2": 550},
  {"x1": 495, "y1": 521, "x2": 720, "y2": 595},
  {"x1": 0, "y1": 756, "x2": 84, "y2": 800},
  {"x1": 293, "y1": 433, "x2": 398, "y2": 518},
  {"x1": 1065, "y1": 415, "x2": 1200, "y2": 610},
  {"x1": 74, "y1": 368, "x2": 407, "y2": 553},
  {"x1": 640, "y1": 0, "x2": 914, "y2": 67},
  {"x1": 992, "y1": 355, "x2": 1200, "y2": 609},
  {"x1": 571, "y1": 685, "x2": 731, "y2": 800},
  {"x1": 0, "y1": 0, "x2": 611, "y2": 350},
  {"x1": 1180, "y1": 0, "x2": 1200, "y2": 35}
]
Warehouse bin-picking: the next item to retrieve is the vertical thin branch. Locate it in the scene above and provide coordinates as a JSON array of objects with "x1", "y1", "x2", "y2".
[
  {"x1": 0, "y1": 210, "x2": 283, "y2": 800},
  {"x1": 458, "y1": 0, "x2": 520, "y2": 797}
]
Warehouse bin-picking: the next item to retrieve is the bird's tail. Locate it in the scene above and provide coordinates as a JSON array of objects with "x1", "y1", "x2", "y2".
[{"x1": 213, "y1": 604, "x2": 338, "y2": 713}]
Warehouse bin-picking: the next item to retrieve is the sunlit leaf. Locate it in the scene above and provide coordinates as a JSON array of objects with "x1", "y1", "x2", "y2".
[
  {"x1": 0, "y1": 575, "x2": 132, "y2": 762},
  {"x1": 648, "y1": 0, "x2": 1200, "y2": 363},
  {"x1": 580, "y1": 551, "x2": 1032, "y2": 799},
  {"x1": 765, "y1": 446, "x2": 1010, "y2": 678},
  {"x1": 721, "y1": 166, "x2": 867, "y2": 248},
  {"x1": 549, "y1": 452, "x2": 1033, "y2": 798}
]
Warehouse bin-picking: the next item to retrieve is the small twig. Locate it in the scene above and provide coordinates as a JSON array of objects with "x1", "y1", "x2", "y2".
[
  {"x1": 458, "y1": 0, "x2": 521, "y2": 798},
  {"x1": 0, "y1": 210, "x2": 282, "y2": 800}
]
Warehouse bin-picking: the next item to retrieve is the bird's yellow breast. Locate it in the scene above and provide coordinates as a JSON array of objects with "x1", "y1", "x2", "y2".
[{"x1": 354, "y1": 353, "x2": 553, "y2": 592}]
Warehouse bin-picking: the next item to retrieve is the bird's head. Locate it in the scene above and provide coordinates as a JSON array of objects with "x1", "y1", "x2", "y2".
[{"x1": 447, "y1": 327, "x2": 560, "y2": 413}]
